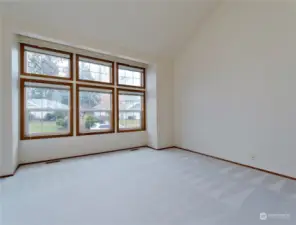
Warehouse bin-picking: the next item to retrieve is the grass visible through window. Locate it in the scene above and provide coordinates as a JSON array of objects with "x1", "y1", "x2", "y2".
[
  {"x1": 119, "y1": 120, "x2": 140, "y2": 128},
  {"x1": 29, "y1": 121, "x2": 67, "y2": 133}
]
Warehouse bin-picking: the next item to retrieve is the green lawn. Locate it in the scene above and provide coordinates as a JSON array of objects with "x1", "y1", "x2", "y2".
[
  {"x1": 119, "y1": 120, "x2": 140, "y2": 128},
  {"x1": 29, "y1": 121, "x2": 63, "y2": 133}
]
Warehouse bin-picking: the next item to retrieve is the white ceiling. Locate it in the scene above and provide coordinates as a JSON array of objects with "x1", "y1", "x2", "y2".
[{"x1": 0, "y1": 1, "x2": 219, "y2": 58}]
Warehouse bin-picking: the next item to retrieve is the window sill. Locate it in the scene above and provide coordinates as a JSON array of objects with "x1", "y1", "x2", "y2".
[
  {"x1": 21, "y1": 133, "x2": 73, "y2": 140},
  {"x1": 117, "y1": 129, "x2": 146, "y2": 133}
]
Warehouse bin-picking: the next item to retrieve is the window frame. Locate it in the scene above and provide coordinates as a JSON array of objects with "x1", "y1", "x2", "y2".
[
  {"x1": 76, "y1": 84, "x2": 115, "y2": 136},
  {"x1": 116, "y1": 88, "x2": 146, "y2": 133},
  {"x1": 20, "y1": 43, "x2": 74, "y2": 81},
  {"x1": 20, "y1": 40, "x2": 147, "y2": 141},
  {"x1": 116, "y1": 63, "x2": 146, "y2": 89},
  {"x1": 76, "y1": 54, "x2": 114, "y2": 85},
  {"x1": 20, "y1": 78, "x2": 74, "y2": 140}
]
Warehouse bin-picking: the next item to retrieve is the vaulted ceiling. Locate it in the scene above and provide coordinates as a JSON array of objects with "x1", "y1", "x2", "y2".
[{"x1": 0, "y1": 1, "x2": 219, "y2": 58}]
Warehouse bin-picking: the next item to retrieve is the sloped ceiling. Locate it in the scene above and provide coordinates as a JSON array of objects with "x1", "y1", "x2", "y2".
[{"x1": 0, "y1": 0, "x2": 219, "y2": 58}]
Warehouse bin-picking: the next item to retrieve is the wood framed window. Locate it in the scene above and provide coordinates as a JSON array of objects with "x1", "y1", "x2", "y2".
[
  {"x1": 19, "y1": 38, "x2": 147, "y2": 141},
  {"x1": 117, "y1": 88, "x2": 146, "y2": 132},
  {"x1": 20, "y1": 79, "x2": 73, "y2": 140},
  {"x1": 117, "y1": 63, "x2": 145, "y2": 88},
  {"x1": 76, "y1": 54, "x2": 114, "y2": 85},
  {"x1": 20, "y1": 43, "x2": 73, "y2": 80},
  {"x1": 76, "y1": 84, "x2": 115, "y2": 136}
]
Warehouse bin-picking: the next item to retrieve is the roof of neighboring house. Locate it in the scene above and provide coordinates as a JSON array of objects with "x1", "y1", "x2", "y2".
[
  {"x1": 27, "y1": 99, "x2": 141, "y2": 111},
  {"x1": 90, "y1": 102, "x2": 141, "y2": 111},
  {"x1": 92, "y1": 103, "x2": 111, "y2": 110},
  {"x1": 120, "y1": 102, "x2": 141, "y2": 111},
  {"x1": 27, "y1": 99, "x2": 69, "y2": 110}
]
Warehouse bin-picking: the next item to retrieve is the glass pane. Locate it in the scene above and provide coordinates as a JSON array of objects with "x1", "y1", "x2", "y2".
[
  {"x1": 79, "y1": 61, "x2": 111, "y2": 83},
  {"x1": 26, "y1": 87, "x2": 70, "y2": 109},
  {"x1": 27, "y1": 111, "x2": 69, "y2": 135},
  {"x1": 79, "y1": 91, "x2": 112, "y2": 132},
  {"x1": 25, "y1": 51, "x2": 70, "y2": 78},
  {"x1": 118, "y1": 93, "x2": 143, "y2": 130},
  {"x1": 118, "y1": 69, "x2": 142, "y2": 87},
  {"x1": 25, "y1": 86, "x2": 70, "y2": 136}
]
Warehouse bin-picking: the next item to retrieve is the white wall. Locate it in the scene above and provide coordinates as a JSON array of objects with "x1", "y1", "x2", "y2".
[
  {"x1": 146, "y1": 60, "x2": 174, "y2": 149},
  {"x1": 19, "y1": 132, "x2": 147, "y2": 164},
  {"x1": 0, "y1": 21, "x2": 19, "y2": 175},
  {"x1": 0, "y1": 16, "x2": 3, "y2": 174},
  {"x1": 156, "y1": 60, "x2": 174, "y2": 148},
  {"x1": 11, "y1": 32, "x2": 20, "y2": 171},
  {"x1": 146, "y1": 64, "x2": 159, "y2": 149},
  {"x1": 174, "y1": 1, "x2": 296, "y2": 178}
]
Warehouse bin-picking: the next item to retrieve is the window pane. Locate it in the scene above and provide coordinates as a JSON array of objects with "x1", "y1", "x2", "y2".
[
  {"x1": 27, "y1": 111, "x2": 69, "y2": 135},
  {"x1": 118, "y1": 93, "x2": 143, "y2": 130},
  {"x1": 25, "y1": 86, "x2": 70, "y2": 136},
  {"x1": 26, "y1": 87, "x2": 70, "y2": 109},
  {"x1": 79, "y1": 60, "x2": 111, "y2": 83},
  {"x1": 79, "y1": 90, "x2": 112, "y2": 132},
  {"x1": 25, "y1": 50, "x2": 70, "y2": 78},
  {"x1": 118, "y1": 69, "x2": 142, "y2": 87}
]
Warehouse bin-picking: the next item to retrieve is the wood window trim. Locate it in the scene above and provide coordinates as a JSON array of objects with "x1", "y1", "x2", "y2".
[
  {"x1": 20, "y1": 78, "x2": 74, "y2": 140},
  {"x1": 116, "y1": 88, "x2": 146, "y2": 133},
  {"x1": 76, "y1": 84, "x2": 115, "y2": 136},
  {"x1": 20, "y1": 43, "x2": 74, "y2": 81},
  {"x1": 76, "y1": 54, "x2": 115, "y2": 85},
  {"x1": 116, "y1": 63, "x2": 146, "y2": 89}
]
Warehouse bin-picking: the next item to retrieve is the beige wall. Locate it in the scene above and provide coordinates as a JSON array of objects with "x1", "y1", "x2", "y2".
[{"x1": 174, "y1": 1, "x2": 296, "y2": 177}]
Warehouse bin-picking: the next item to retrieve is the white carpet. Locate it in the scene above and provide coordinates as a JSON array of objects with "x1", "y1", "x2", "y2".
[{"x1": 1, "y1": 147, "x2": 296, "y2": 225}]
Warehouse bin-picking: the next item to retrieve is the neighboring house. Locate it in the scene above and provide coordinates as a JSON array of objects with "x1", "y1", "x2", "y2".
[
  {"x1": 27, "y1": 97, "x2": 141, "y2": 121},
  {"x1": 79, "y1": 95, "x2": 111, "y2": 124},
  {"x1": 119, "y1": 102, "x2": 141, "y2": 120},
  {"x1": 27, "y1": 99, "x2": 68, "y2": 119},
  {"x1": 117, "y1": 94, "x2": 142, "y2": 120},
  {"x1": 80, "y1": 95, "x2": 111, "y2": 117},
  {"x1": 81, "y1": 95, "x2": 141, "y2": 121},
  {"x1": 92, "y1": 103, "x2": 111, "y2": 118}
]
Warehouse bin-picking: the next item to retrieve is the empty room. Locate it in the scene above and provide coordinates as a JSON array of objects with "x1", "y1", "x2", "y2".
[{"x1": 0, "y1": 1, "x2": 296, "y2": 225}]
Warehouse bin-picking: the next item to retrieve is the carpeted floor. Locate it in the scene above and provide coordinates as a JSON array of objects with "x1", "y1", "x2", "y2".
[{"x1": 1, "y1": 147, "x2": 296, "y2": 225}]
